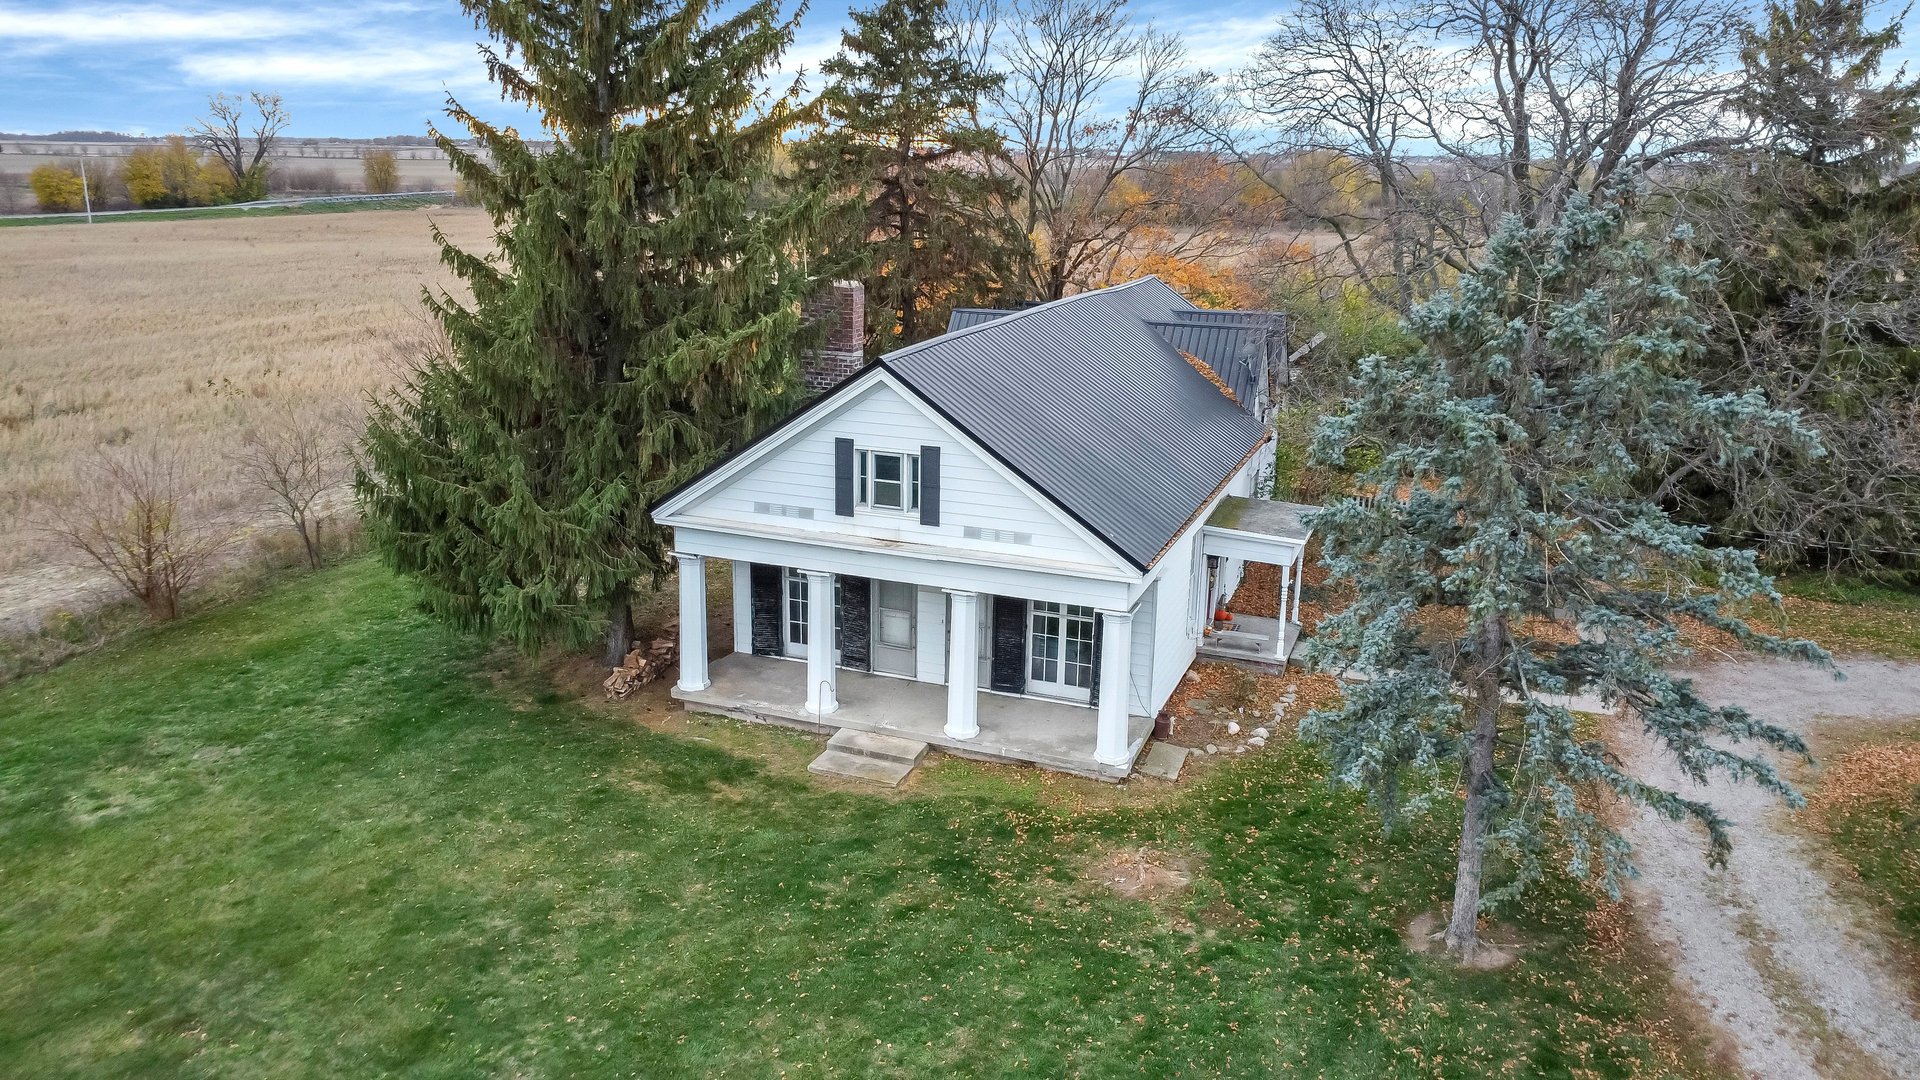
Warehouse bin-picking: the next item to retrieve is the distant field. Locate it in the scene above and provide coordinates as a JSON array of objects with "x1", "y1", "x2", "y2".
[{"x1": 0, "y1": 206, "x2": 494, "y2": 579}]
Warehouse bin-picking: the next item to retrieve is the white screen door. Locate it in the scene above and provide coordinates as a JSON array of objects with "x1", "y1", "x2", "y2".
[{"x1": 871, "y1": 580, "x2": 916, "y2": 677}]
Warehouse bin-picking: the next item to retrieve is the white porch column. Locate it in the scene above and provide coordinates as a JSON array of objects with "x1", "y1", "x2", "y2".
[
  {"x1": 1290, "y1": 554, "x2": 1305, "y2": 625},
  {"x1": 803, "y1": 569, "x2": 838, "y2": 716},
  {"x1": 1095, "y1": 609, "x2": 1134, "y2": 767},
  {"x1": 1273, "y1": 560, "x2": 1292, "y2": 660},
  {"x1": 943, "y1": 590, "x2": 980, "y2": 740},
  {"x1": 674, "y1": 552, "x2": 710, "y2": 692}
]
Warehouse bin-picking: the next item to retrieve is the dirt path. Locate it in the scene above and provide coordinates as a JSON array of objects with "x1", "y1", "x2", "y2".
[
  {"x1": 1619, "y1": 656, "x2": 1920, "y2": 1080},
  {"x1": 0, "y1": 563, "x2": 117, "y2": 637}
]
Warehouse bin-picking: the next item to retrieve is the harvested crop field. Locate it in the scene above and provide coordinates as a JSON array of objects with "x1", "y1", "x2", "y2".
[{"x1": 0, "y1": 206, "x2": 493, "y2": 584}]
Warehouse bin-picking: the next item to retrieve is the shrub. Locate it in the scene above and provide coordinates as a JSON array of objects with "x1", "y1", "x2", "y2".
[
  {"x1": 40, "y1": 448, "x2": 235, "y2": 622},
  {"x1": 121, "y1": 136, "x2": 223, "y2": 208},
  {"x1": 363, "y1": 150, "x2": 400, "y2": 194},
  {"x1": 29, "y1": 164, "x2": 85, "y2": 212}
]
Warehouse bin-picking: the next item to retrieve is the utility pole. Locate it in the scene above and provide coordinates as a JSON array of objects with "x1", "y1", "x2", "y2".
[{"x1": 79, "y1": 159, "x2": 93, "y2": 224}]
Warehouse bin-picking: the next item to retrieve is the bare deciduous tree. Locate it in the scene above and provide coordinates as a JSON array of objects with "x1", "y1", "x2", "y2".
[
  {"x1": 231, "y1": 402, "x2": 359, "y2": 570},
  {"x1": 1232, "y1": 0, "x2": 1473, "y2": 308},
  {"x1": 1235, "y1": 0, "x2": 1748, "y2": 308},
  {"x1": 190, "y1": 92, "x2": 290, "y2": 201},
  {"x1": 1426, "y1": 0, "x2": 1748, "y2": 226},
  {"x1": 985, "y1": 0, "x2": 1234, "y2": 300},
  {"x1": 42, "y1": 449, "x2": 233, "y2": 622}
]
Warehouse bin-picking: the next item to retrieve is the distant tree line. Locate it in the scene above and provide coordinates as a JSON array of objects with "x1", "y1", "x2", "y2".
[{"x1": 13, "y1": 94, "x2": 433, "y2": 212}]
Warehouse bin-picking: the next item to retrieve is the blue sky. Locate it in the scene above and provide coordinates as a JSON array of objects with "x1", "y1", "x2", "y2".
[{"x1": 0, "y1": 1, "x2": 1287, "y2": 137}]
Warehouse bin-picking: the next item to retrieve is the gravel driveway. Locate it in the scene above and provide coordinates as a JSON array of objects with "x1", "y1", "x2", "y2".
[{"x1": 1618, "y1": 656, "x2": 1920, "y2": 1080}]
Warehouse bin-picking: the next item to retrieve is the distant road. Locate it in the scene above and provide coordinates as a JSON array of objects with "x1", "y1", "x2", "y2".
[{"x1": 8, "y1": 190, "x2": 456, "y2": 223}]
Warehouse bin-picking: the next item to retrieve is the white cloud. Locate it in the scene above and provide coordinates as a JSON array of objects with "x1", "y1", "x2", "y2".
[
  {"x1": 178, "y1": 41, "x2": 493, "y2": 93},
  {"x1": 1160, "y1": 14, "x2": 1278, "y2": 74},
  {"x1": 0, "y1": 4, "x2": 325, "y2": 44}
]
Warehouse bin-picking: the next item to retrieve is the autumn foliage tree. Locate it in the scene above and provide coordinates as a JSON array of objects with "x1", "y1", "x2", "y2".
[
  {"x1": 362, "y1": 150, "x2": 400, "y2": 194},
  {"x1": 28, "y1": 164, "x2": 85, "y2": 212},
  {"x1": 121, "y1": 136, "x2": 229, "y2": 208}
]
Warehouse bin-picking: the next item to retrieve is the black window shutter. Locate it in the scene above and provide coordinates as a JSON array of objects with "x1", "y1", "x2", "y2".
[
  {"x1": 919, "y1": 445, "x2": 941, "y2": 526},
  {"x1": 1089, "y1": 613, "x2": 1105, "y2": 707},
  {"x1": 989, "y1": 595, "x2": 1026, "y2": 694},
  {"x1": 834, "y1": 438, "x2": 855, "y2": 516},
  {"x1": 838, "y1": 576, "x2": 871, "y2": 672},
  {"x1": 749, "y1": 564, "x2": 783, "y2": 656}
]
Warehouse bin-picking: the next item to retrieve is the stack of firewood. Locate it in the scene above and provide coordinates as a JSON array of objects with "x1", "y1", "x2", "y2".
[{"x1": 603, "y1": 619, "x2": 680, "y2": 700}]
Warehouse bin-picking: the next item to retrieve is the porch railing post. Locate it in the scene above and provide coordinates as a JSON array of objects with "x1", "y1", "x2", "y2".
[{"x1": 1274, "y1": 560, "x2": 1292, "y2": 660}]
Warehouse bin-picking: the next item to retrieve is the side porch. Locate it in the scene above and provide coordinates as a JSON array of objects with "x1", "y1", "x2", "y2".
[{"x1": 1195, "y1": 496, "x2": 1315, "y2": 670}]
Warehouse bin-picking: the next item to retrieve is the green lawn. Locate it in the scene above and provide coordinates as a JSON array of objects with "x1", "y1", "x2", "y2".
[
  {"x1": 1773, "y1": 575, "x2": 1920, "y2": 660},
  {"x1": 0, "y1": 559, "x2": 1708, "y2": 1077},
  {"x1": 1807, "y1": 729, "x2": 1920, "y2": 951}
]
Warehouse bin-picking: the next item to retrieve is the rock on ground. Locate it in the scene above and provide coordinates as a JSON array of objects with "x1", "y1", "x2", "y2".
[{"x1": 1618, "y1": 656, "x2": 1920, "y2": 1080}]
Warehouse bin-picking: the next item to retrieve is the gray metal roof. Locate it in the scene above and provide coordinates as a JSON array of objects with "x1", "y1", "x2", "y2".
[
  {"x1": 881, "y1": 277, "x2": 1270, "y2": 569},
  {"x1": 1144, "y1": 320, "x2": 1265, "y2": 404},
  {"x1": 946, "y1": 308, "x2": 1012, "y2": 332}
]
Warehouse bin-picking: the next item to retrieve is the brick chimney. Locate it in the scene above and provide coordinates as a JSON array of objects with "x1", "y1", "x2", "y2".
[{"x1": 800, "y1": 280, "x2": 866, "y2": 393}]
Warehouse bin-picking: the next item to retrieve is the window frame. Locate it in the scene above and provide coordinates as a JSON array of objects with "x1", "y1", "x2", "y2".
[{"x1": 855, "y1": 447, "x2": 920, "y2": 513}]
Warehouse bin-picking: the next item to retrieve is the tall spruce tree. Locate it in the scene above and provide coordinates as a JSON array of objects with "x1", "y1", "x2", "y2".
[
  {"x1": 357, "y1": 0, "x2": 820, "y2": 664},
  {"x1": 1303, "y1": 194, "x2": 1830, "y2": 961},
  {"x1": 1675, "y1": 0, "x2": 1920, "y2": 571},
  {"x1": 794, "y1": 0, "x2": 1023, "y2": 351}
]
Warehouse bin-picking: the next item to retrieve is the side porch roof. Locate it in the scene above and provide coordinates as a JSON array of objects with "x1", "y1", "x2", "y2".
[{"x1": 1201, "y1": 496, "x2": 1316, "y2": 564}]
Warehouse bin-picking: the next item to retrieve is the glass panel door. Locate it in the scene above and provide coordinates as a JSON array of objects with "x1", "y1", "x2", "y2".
[
  {"x1": 784, "y1": 569, "x2": 808, "y2": 658},
  {"x1": 1027, "y1": 601, "x2": 1095, "y2": 703}
]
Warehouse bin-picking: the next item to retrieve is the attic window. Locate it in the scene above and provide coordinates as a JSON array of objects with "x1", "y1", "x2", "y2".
[{"x1": 857, "y1": 449, "x2": 920, "y2": 511}]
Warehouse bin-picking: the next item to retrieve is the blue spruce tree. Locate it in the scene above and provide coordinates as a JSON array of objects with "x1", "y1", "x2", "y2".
[{"x1": 1304, "y1": 193, "x2": 1831, "y2": 961}]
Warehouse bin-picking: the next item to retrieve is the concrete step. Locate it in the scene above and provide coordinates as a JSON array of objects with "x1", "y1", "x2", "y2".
[
  {"x1": 825, "y1": 727, "x2": 929, "y2": 765},
  {"x1": 808, "y1": 747, "x2": 917, "y2": 787}
]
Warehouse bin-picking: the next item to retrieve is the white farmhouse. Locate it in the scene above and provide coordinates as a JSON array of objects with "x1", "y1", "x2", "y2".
[{"x1": 653, "y1": 276, "x2": 1314, "y2": 779}]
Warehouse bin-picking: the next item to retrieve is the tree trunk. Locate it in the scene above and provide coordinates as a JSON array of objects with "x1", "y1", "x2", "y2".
[
  {"x1": 297, "y1": 513, "x2": 322, "y2": 570},
  {"x1": 604, "y1": 584, "x2": 634, "y2": 668},
  {"x1": 1446, "y1": 616, "x2": 1507, "y2": 962}
]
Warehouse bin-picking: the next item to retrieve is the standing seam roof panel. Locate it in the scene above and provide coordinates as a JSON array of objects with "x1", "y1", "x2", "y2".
[{"x1": 881, "y1": 277, "x2": 1268, "y2": 568}]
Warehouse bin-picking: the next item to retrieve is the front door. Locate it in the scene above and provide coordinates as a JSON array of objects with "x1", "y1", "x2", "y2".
[
  {"x1": 871, "y1": 580, "x2": 916, "y2": 677},
  {"x1": 1027, "y1": 601, "x2": 1095, "y2": 703}
]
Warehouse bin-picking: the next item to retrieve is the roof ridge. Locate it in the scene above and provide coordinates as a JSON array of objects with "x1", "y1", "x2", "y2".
[{"x1": 880, "y1": 275, "x2": 1169, "y2": 362}]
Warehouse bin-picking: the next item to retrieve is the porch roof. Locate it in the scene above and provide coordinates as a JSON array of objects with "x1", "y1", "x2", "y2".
[
  {"x1": 1201, "y1": 496, "x2": 1316, "y2": 564},
  {"x1": 1207, "y1": 496, "x2": 1314, "y2": 540}
]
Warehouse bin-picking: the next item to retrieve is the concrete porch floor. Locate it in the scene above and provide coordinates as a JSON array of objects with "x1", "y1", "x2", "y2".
[
  {"x1": 1196, "y1": 613, "x2": 1301, "y2": 671},
  {"x1": 672, "y1": 652, "x2": 1151, "y2": 780}
]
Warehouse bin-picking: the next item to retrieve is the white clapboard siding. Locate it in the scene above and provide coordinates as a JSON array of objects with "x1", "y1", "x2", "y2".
[
  {"x1": 683, "y1": 380, "x2": 1124, "y2": 572},
  {"x1": 1128, "y1": 583, "x2": 1157, "y2": 716}
]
